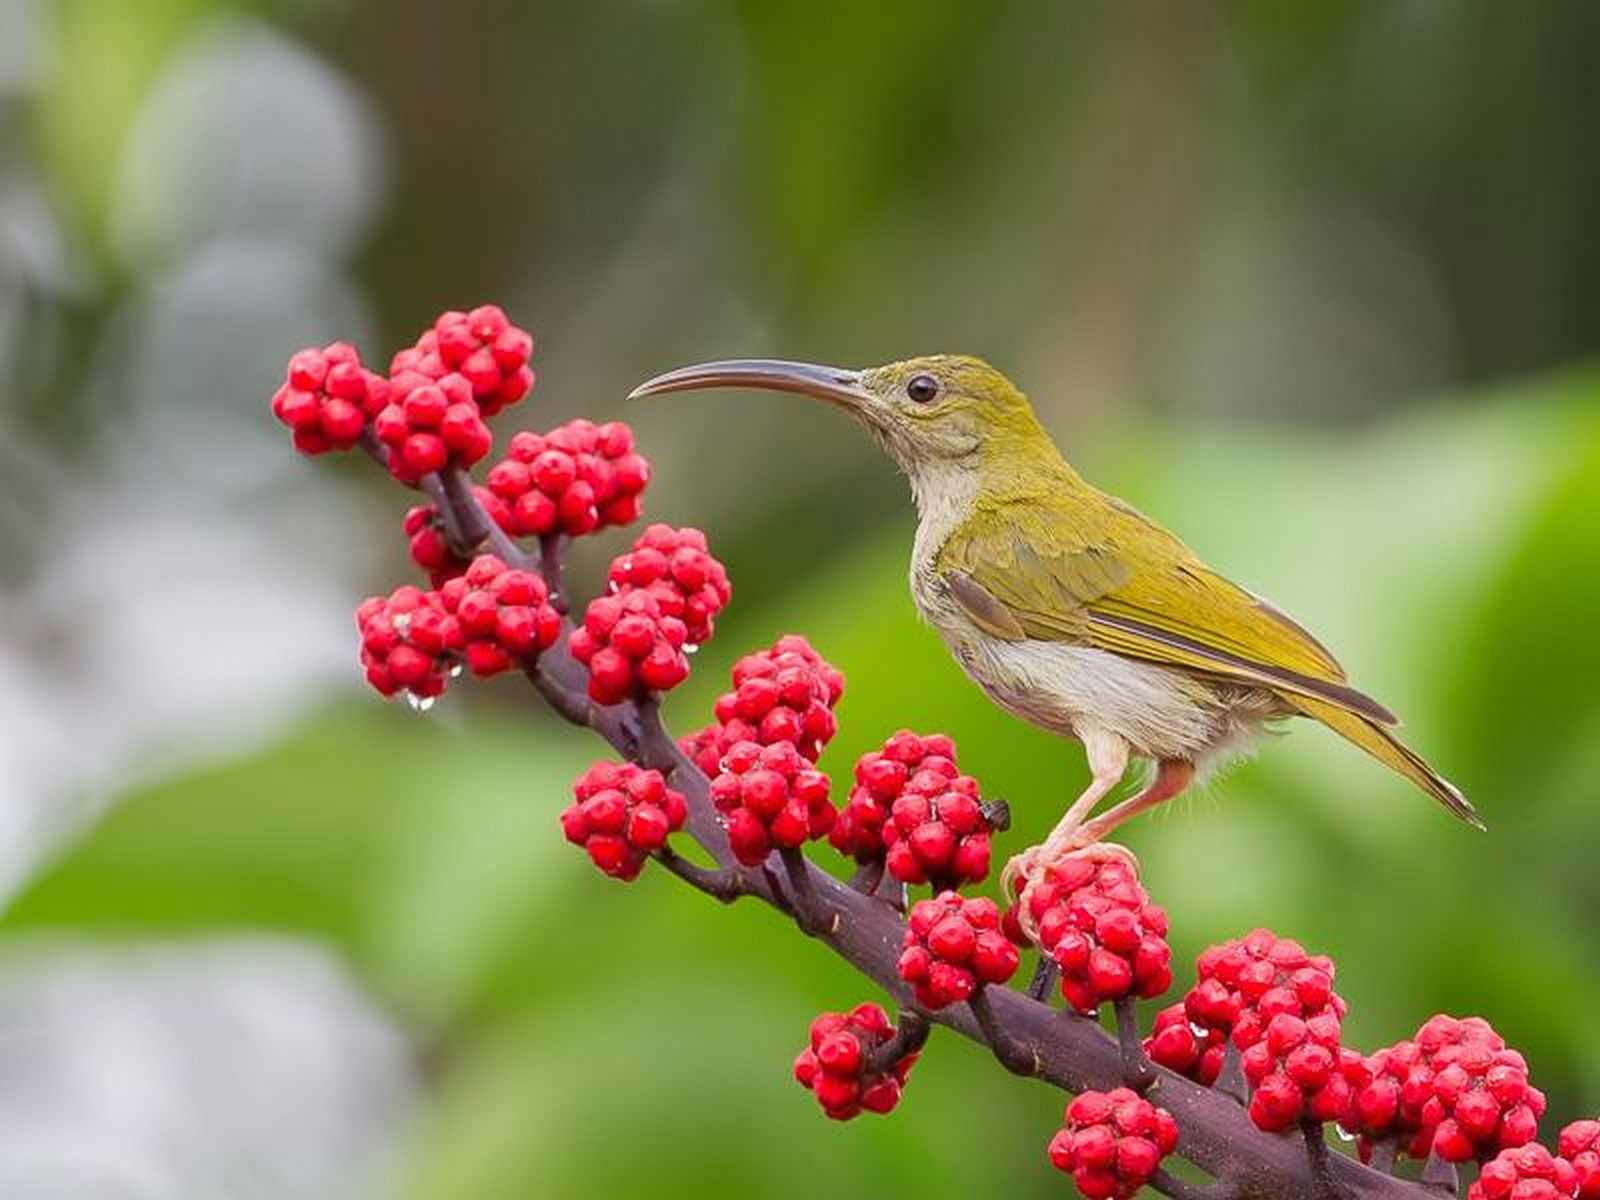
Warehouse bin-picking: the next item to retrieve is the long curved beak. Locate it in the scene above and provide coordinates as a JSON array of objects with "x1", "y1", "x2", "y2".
[{"x1": 627, "y1": 358, "x2": 871, "y2": 409}]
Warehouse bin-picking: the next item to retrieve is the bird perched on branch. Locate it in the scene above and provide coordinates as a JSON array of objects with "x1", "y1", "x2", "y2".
[{"x1": 630, "y1": 356, "x2": 1479, "y2": 910}]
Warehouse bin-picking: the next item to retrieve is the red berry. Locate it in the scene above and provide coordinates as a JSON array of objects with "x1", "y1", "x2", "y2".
[
  {"x1": 1470, "y1": 1144, "x2": 1579, "y2": 1200},
  {"x1": 1144, "y1": 1003, "x2": 1226, "y2": 1086},
  {"x1": 435, "y1": 555, "x2": 561, "y2": 675},
  {"x1": 681, "y1": 635, "x2": 845, "y2": 774},
  {"x1": 560, "y1": 761, "x2": 687, "y2": 882},
  {"x1": 374, "y1": 369, "x2": 492, "y2": 483},
  {"x1": 486, "y1": 420, "x2": 650, "y2": 538},
  {"x1": 568, "y1": 589, "x2": 690, "y2": 705},
  {"x1": 709, "y1": 740, "x2": 833, "y2": 866},
  {"x1": 897, "y1": 892, "x2": 1018, "y2": 1009},
  {"x1": 606, "y1": 524, "x2": 731, "y2": 647},
  {"x1": 793, "y1": 1004, "x2": 917, "y2": 1120},
  {"x1": 1048, "y1": 1088, "x2": 1178, "y2": 1200},
  {"x1": 394, "y1": 305, "x2": 535, "y2": 418},
  {"x1": 1560, "y1": 1120, "x2": 1600, "y2": 1199},
  {"x1": 355, "y1": 585, "x2": 458, "y2": 701},
  {"x1": 271, "y1": 342, "x2": 390, "y2": 454}
]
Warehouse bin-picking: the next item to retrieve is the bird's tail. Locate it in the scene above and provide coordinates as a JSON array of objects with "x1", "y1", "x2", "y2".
[{"x1": 1290, "y1": 695, "x2": 1483, "y2": 830}]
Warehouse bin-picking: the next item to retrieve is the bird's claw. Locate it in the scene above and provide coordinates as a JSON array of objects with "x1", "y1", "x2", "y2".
[{"x1": 1004, "y1": 837, "x2": 1141, "y2": 947}]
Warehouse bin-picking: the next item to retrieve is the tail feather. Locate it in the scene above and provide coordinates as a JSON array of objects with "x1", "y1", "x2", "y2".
[{"x1": 1290, "y1": 695, "x2": 1483, "y2": 830}]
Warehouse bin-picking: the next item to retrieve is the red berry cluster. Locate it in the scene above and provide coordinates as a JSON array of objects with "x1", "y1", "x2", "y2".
[
  {"x1": 1344, "y1": 1015, "x2": 1543, "y2": 1163},
  {"x1": 1561, "y1": 1121, "x2": 1600, "y2": 1199},
  {"x1": 402, "y1": 489, "x2": 513, "y2": 586},
  {"x1": 568, "y1": 590, "x2": 689, "y2": 705},
  {"x1": 1047, "y1": 1088, "x2": 1179, "y2": 1200},
  {"x1": 792, "y1": 1004, "x2": 917, "y2": 1121},
  {"x1": 271, "y1": 342, "x2": 390, "y2": 455},
  {"x1": 681, "y1": 635, "x2": 845, "y2": 775},
  {"x1": 1240, "y1": 1008, "x2": 1353, "y2": 1132},
  {"x1": 391, "y1": 304, "x2": 534, "y2": 417},
  {"x1": 709, "y1": 740, "x2": 834, "y2": 866},
  {"x1": 560, "y1": 761, "x2": 687, "y2": 882},
  {"x1": 1471, "y1": 1144, "x2": 1580, "y2": 1200},
  {"x1": 436, "y1": 555, "x2": 562, "y2": 677},
  {"x1": 486, "y1": 421, "x2": 650, "y2": 538},
  {"x1": 896, "y1": 892, "x2": 1019, "y2": 1009},
  {"x1": 356, "y1": 585, "x2": 455, "y2": 700},
  {"x1": 607, "y1": 524, "x2": 731, "y2": 647},
  {"x1": 1018, "y1": 851, "x2": 1172, "y2": 1014},
  {"x1": 1145, "y1": 1003, "x2": 1225, "y2": 1086},
  {"x1": 373, "y1": 371, "x2": 493, "y2": 484},
  {"x1": 831, "y1": 730, "x2": 995, "y2": 890}
]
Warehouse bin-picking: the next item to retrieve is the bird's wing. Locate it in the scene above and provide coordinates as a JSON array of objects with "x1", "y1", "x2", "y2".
[{"x1": 937, "y1": 493, "x2": 1397, "y2": 725}]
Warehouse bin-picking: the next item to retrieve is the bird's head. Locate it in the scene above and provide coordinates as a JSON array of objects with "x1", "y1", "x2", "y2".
[{"x1": 628, "y1": 354, "x2": 1054, "y2": 482}]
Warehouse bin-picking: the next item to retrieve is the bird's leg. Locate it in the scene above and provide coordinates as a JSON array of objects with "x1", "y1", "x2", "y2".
[
  {"x1": 1076, "y1": 759, "x2": 1196, "y2": 844},
  {"x1": 1003, "y1": 731, "x2": 1129, "y2": 936}
]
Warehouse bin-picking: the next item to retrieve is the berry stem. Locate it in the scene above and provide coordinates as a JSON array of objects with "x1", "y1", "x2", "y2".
[
  {"x1": 435, "y1": 465, "x2": 492, "y2": 552},
  {"x1": 1151, "y1": 1167, "x2": 1239, "y2": 1200},
  {"x1": 848, "y1": 859, "x2": 885, "y2": 896},
  {"x1": 538, "y1": 533, "x2": 567, "y2": 608},
  {"x1": 655, "y1": 847, "x2": 745, "y2": 902},
  {"x1": 1368, "y1": 1139, "x2": 1397, "y2": 1176},
  {"x1": 1419, "y1": 1150, "x2": 1459, "y2": 1194},
  {"x1": 1302, "y1": 1122, "x2": 1336, "y2": 1200},
  {"x1": 1214, "y1": 1039, "x2": 1250, "y2": 1106},
  {"x1": 1115, "y1": 995, "x2": 1157, "y2": 1093},
  {"x1": 1027, "y1": 957, "x2": 1059, "y2": 1002},
  {"x1": 779, "y1": 846, "x2": 835, "y2": 935},
  {"x1": 969, "y1": 987, "x2": 1038, "y2": 1076},
  {"x1": 866, "y1": 1010, "x2": 930, "y2": 1073}
]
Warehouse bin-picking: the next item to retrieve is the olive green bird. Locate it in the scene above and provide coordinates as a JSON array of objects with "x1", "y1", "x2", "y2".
[{"x1": 630, "y1": 356, "x2": 1480, "y2": 906}]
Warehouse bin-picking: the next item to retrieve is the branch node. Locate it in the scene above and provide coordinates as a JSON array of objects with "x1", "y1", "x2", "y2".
[
  {"x1": 1420, "y1": 1150, "x2": 1459, "y2": 1194},
  {"x1": 778, "y1": 847, "x2": 832, "y2": 935},
  {"x1": 848, "y1": 858, "x2": 885, "y2": 896},
  {"x1": 656, "y1": 848, "x2": 743, "y2": 903},
  {"x1": 1150, "y1": 1166, "x2": 1239, "y2": 1200},
  {"x1": 868, "y1": 1010, "x2": 930, "y2": 1074},
  {"x1": 1214, "y1": 1039, "x2": 1250, "y2": 1106},
  {"x1": 1302, "y1": 1121, "x2": 1337, "y2": 1200}
]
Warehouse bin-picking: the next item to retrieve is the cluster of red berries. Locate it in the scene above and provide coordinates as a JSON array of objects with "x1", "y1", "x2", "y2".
[
  {"x1": 682, "y1": 635, "x2": 846, "y2": 774},
  {"x1": 830, "y1": 730, "x2": 996, "y2": 890},
  {"x1": 270, "y1": 342, "x2": 390, "y2": 454},
  {"x1": 560, "y1": 761, "x2": 687, "y2": 881},
  {"x1": 436, "y1": 555, "x2": 562, "y2": 677},
  {"x1": 1145, "y1": 1003, "x2": 1225, "y2": 1086},
  {"x1": 709, "y1": 740, "x2": 833, "y2": 866},
  {"x1": 896, "y1": 892, "x2": 1019, "y2": 1009},
  {"x1": 1240, "y1": 1008, "x2": 1353, "y2": 1132},
  {"x1": 402, "y1": 490, "x2": 513, "y2": 587},
  {"x1": 1015, "y1": 851, "x2": 1172, "y2": 1014},
  {"x1": 1047, "y1": 1088, "x2": 1179, "y2": 1200},
  {"x1": 391, "y1": 304, "x2": 534, "y2": 417},
  {"x1": 606, "y1": 524, "x2": 731, "y2": 647},
  {"x1": 1344, "y1": 1014, "x2": 1543, "y2": 1163},
  {"x1": 1560, "y1": 1121, "x2": 1600, "y2": 1198},
  {"x1": 356, "y1": 585, "x2": 455, "y2": 700},
  {"x1": 355, "y1": 556, "x2": 562, "y2": 700},
  {"x1": 1472, "y1": 1145, "x2": 1580, "y2": 1200},
  {"x1": 374, "y1": 370, "x2": 493, "y2": 483},
  {"x1": 568, "y1": 590, "x2": 689, "y2": 705},
  {"x1": 485, "y1": 422, "x2": 650, "y2": 538},
  {"x1": 792, "y1": 1004, "x2": 917, "y2": 1121}
]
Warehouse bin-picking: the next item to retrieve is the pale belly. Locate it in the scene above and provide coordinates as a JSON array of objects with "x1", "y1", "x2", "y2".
[{"x1": 922, "y1": 591, "x2": 1284, "y2": 767}]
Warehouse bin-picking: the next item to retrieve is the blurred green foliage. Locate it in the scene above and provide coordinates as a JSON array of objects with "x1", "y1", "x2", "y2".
[{"x1": 7, "y1": 1, "x2": 1600, "y2": 1197}]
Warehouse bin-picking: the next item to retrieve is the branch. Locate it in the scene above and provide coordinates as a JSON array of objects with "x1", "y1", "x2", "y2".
[{"x1": 418, "y1": 471, "x2": 1444, "y2": 1200}]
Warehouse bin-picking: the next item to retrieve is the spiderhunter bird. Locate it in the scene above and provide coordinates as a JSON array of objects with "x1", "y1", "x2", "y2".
[{"x1": 630, "y1": 356, "x2": 1480, "y2": 915}]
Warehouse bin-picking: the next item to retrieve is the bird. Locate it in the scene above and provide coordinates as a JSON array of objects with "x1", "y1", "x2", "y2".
[{"x1": 629, "y1": 355, "x2": 1480, "y2": 911}]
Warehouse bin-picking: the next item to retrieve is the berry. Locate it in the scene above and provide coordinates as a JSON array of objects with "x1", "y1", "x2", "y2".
[
  {"x1": 896, "y1": 891, "x2": 1019, "y2": 1009},
  {"x1": 1239, "y1": 1010, "x2": 1353, "y2": 1132},
  {"x1": 485, "y1": 420, "x2": 650, "y2": 537},
  {"x1": 1344, "y1": 1016, "x2": 1544, "y2": 1164},
  {"x1": 1046, "y1": 1088, "x2": 1179, "y2": 1200},
  {"x1": 1019, "y1": 850, "x2": 1171, "y2": 1014},
  {"x1": 408, "y1": 304, "x2": 535, "y2": 416},
  {"x1": 436, "y1": 555, "x2": 562, "y2": 677},
  {"x1": 681, "y1": 635, "x2": 846, "y2": 774},
  {"x1": 607, "y1": 524, "x2": 731, "y2": 647},
  {"x1": 560, "y1": 761, "x2": 687, "y2": 881},
  {"x1": 1183, "y1": 928, "x2": 1345, "y2": 1053},
  {"x1": 792, "y1": 1003, "x2": 917, "y2": 1121},
  {"x1": 1560, "y1": 1121, "x2": 1600, "y2": 1199},
  {"x1": 568, "y1": 589, "x2": 690, "y2": 705},
  {"x1": 708, "y1": 739, "x2": 833, "y2": 866},
  {"x1": 356, "y1": 585, "x2": 455, "y2": 700},
  {"x1": 1470, "y1": 1144, "x2": 1579, "y2": 1200},
  {"x1": 271, "y1": 342, "x2": 390, "y2": 455},
  {"x1": 372, "y1": 370, "x2": 493, "y2": 484},
  {"x1": 1145, "y1": 1003, "x2": 1225, "y2": 1086},
  {"x1": 403, "y1": 489, "x2": 513, "y2": 586}
]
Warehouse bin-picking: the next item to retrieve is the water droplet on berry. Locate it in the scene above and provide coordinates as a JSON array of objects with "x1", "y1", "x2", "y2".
[
  {"x1": 448, "y1": 662, "x2": 465, "y2": 679},
  {"x1": 1334, "y1": 1126, "x2": 1356, "y2": 1144},
  {"x1": 1190, "y1": 1022, "x2": 1211, "y2": 1038},
  {"x1": 685, "y1": 643, "x2": 700, "y2": 655},
  {"x1": 394, "y1": 612, "x2": 413, "y2": 635},
  {"x1": 405, "y1": 692, "x2": 436, "y2": 713}
]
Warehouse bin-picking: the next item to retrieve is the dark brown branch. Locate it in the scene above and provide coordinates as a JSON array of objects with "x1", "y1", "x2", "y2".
[
  {"x1": 1115, "y1": 995, "x2": 1157, "y2": 1093},
  {"x1": 413, "y1": 463, "x2": 1445, "y2": 1200}
]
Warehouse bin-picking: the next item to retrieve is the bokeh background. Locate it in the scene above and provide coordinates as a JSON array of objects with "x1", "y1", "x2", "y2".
[{"x1": 2, "y1": 1, "x2": 1599, "y2": 1196}]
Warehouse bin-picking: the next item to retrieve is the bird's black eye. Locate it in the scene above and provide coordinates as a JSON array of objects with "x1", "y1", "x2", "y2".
[{"x1": 905, "y1": 374, "x2": 939, "y2": 404}]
